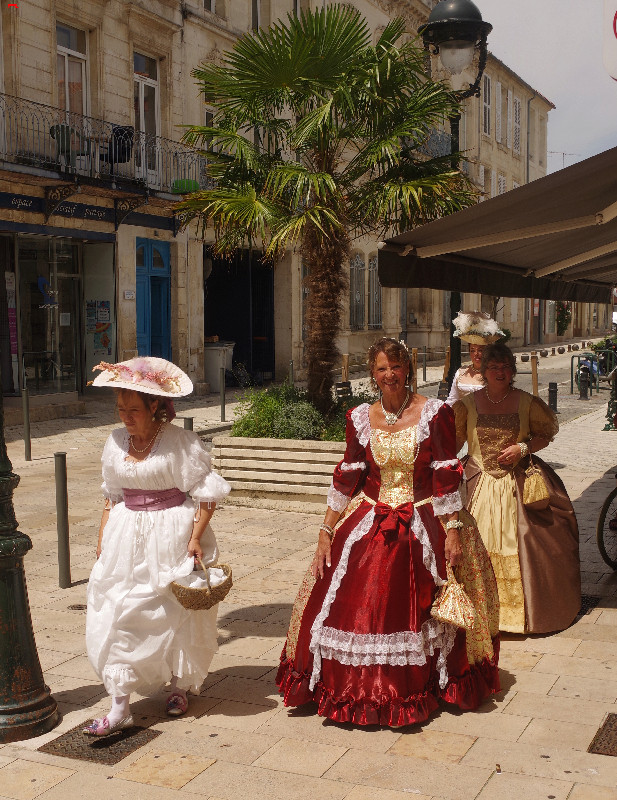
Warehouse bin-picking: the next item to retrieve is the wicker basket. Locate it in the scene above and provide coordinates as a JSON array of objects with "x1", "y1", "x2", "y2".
[{"x1": 171, "y1": 559, "x2": 232, "y2": 611}]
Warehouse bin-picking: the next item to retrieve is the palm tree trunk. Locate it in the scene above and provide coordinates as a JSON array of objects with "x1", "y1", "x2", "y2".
[{"x1": 302, "y1": 225, "x2": 350, "y2": 414}]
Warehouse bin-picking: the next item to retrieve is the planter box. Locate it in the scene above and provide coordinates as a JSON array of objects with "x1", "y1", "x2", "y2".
[{"x1": 211, "y1": 435, "x2": 345, "y2": 514}]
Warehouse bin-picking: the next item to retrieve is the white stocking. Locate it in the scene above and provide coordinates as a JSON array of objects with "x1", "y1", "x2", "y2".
[{"x1": 107, "y1": 694, "x2": 130, "y2": 725}]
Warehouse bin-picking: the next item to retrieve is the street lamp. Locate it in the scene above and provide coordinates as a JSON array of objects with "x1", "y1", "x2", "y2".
[
  {"x1": 0, "y1": 380, "x2": 59, "y2": 741},
  {"x1": 419, "y1": 0, "x2": 492, "y2": 386}
]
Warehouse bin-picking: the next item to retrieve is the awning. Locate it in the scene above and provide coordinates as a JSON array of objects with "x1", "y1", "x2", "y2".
[{"x1": 378, "y1": 146, "x2": 617, "y2": 304}]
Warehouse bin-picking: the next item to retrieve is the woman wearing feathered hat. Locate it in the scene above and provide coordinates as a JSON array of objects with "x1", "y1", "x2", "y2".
[
  {"x1": 82, "y1": 357, "x2": 230, "y2": 736},
  {"x1": 446, "y1": 312, "x2": 505, "y2": 405}
]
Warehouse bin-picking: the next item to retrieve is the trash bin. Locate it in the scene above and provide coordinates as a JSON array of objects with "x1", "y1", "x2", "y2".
[{"x1": 203, "y1": 341, "x2": 235, "y2": 392}]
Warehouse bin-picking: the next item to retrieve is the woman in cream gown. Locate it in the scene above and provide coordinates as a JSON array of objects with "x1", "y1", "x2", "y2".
[{"x1": 454, "y1": 343, "x2": 580, "y2": 634}]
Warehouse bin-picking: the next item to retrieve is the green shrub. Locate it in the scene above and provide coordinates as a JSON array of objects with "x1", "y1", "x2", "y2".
[{"x1": 273, "y1": 401, "x2": 324, "y2": 440}]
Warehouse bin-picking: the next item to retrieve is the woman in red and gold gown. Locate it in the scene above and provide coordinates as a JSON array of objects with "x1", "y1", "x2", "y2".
[{"x1": 277, "y1": 338, "x2": 500, "y2": 727}]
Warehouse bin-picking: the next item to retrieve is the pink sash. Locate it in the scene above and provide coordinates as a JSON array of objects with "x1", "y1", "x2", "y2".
[{"x1": 123, "y1": 487, "x2": 186, "y2": 511}]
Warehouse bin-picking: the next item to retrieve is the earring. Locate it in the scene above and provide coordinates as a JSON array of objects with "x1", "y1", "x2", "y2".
[{"x1": 152, "y1": 415, "x2": 156, "y2": 422}]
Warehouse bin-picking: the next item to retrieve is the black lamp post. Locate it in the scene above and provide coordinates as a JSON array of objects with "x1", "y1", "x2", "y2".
[
  {"x1": 419, "y1": 0, "x2": 492, "y2": 387},
  {"x1": 0, "y1": 377, "x2": 59, "y2": 741}
]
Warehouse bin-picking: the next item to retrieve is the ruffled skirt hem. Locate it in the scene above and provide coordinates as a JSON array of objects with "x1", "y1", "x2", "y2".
[{"x1": 276, "y1": 637, "x2": 500, "y2": 728}]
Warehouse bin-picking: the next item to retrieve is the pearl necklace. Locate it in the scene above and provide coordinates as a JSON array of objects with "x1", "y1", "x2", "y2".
[
  {"x1": 129, "y1": 423, "x2": 164, "y2": 453},
  {"x1": 484, "y1": 387, "x2": 512, "y2": 405},
  {"x1": 381, "y1": 388, "x2": 410, "y2": 426}
]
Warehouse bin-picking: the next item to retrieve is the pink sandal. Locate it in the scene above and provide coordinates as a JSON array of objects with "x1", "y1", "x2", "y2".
[
  {"x1": 166, "y1": 692, "x2": 188, "y2": 717},
  {"x1": 83, "y1": 714, "x2": 133, "y2": 737}
]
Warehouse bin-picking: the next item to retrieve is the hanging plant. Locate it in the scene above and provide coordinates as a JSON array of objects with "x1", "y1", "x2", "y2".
[{"x1": 555, "y1": 301, "x2": 572, "y2": 336}]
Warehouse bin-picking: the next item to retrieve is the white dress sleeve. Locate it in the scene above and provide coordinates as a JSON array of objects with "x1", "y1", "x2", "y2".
[
  {"x1": 101, "y1": 431, "x2": 124, "y2": 503},
  {"x1": 170, "y1": 428, "x2": 231, "y2": 504},
  {"x1": 445, "y1": 370, "x2": 463, "y2": 406}
]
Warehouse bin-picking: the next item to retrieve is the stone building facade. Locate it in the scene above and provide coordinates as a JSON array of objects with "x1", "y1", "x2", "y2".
[{"x1": 0, "y1": 0, "x2": 607, "y2": 410}]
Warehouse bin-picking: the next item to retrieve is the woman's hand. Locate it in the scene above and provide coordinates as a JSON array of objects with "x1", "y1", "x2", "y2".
[
  {"x1": 444, "y1": 530, "x2": 463, "y2": 567},
  {"x1": 312, "y1": 530, "x2": 332, "y2": 580},
  {"x1": 96, "y1": 543, "x2": 102, "y2": 559},
  {"x1": 497, "y1": 444, "x2": 523, "y2": 467},
  {"x1": 187, "y1": 535, "x2": 203, "y2": 562}
]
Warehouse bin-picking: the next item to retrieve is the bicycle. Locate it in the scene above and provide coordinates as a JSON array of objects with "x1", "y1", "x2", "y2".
[{"x1": 596, "y1": 472, "x2": 617, "y2": 569}]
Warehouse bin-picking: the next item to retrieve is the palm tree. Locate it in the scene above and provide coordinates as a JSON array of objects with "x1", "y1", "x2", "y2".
[{"x1": 178, "y1": 4, "x2": 475, "y2": 413}]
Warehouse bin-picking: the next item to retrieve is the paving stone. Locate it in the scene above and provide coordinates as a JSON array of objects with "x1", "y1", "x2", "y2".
[
  {"x1": 147, "y1": 721, "x2": 280, "y2": 765},
  {"x1": 388, "y1": 728, "x2": 476, "y2": 764},
  {"x1": 341, "y1": 787, "x2": 432, "y2": 800},
  {"x1": 502, "y1": 691, "x2": 612, "y2": 726},
  {"x1": 473, "y1": 771, "x2": 572, "y2": 800},
  {"x1": 181, "y1": 760, "x2": 354, "y2": 800},
  {"x1": 567, "y1": 784, "x2": 617, "y2": 799},
  {"x1": 322, "y1": 748, "x2": 492, "y2": 800},
  {"x1": 0, "y1": 758, "x2": 75, "y2": 799},
  {"x1": 548, "y1": 674, "x2": 617, "y2": 703},
  {"x1": 252, "y1": 736, "x2": 348, "y2": 777},
  {"x1": 193, "y1": 698, "x2": 280, "y2": 732},
  {"x1": 532, "y1": 653, "x2": 617, "y2": 682},
  {"x1": 115, "y1": 751, "x2": 216, "y2": 789},
  {"x1": 517, "y1": 718, "x2": 597, "y2": 751}
]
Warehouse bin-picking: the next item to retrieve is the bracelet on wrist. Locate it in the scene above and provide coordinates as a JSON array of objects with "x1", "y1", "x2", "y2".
[
  {"x1": 518, "y1": 441, "x2": 529, "y2": 458},
  {"x1": 319, "y1": 523, "x2": 334, "y2": 539},
  {"x1": 444, "y1": 519, "x2": 463, "y2": 531}
]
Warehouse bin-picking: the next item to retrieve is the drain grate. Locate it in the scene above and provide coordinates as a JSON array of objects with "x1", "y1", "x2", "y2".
[
  {"x1": 588, "y1": 713, "x2": 617, "y2": 756},
  {"x1": 575, "y1": 594, "x2": 601, "y2": 621},
  {"x1": 38, "y1": 721, "x2": 161, "y2": 765}
]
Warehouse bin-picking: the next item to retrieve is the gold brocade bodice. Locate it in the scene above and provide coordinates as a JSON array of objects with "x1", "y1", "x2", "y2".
[
  {"x1": 475, "y1": 413, "x2": 520, "y2": 477},
  {"x1": 370, "y1": 426, "x2": 419, "y2": 507}
]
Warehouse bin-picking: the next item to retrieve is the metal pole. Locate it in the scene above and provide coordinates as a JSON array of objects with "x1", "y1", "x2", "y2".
[
  {"x1": 531, "y1": 352, "x2": 539, "y2": 397},
  {"x1": 423, "y1": 346, "x2": 427, "y2": 382},
  {"x1": 22, "y1": 388, "x2": 31, "y2": 462},
  {"x1": 0, "y1": 369, "x2": 58, "y2": 741},
  {"x1": 183, "y1": 417, "x2": 193, "y2": 431},
  {"x1": 548, "y1": 382, "x2": 558, "y2": 412},
  {"x1": 54, "y1": 452, "x2": 71, "y2": 589},
  {"x1": 220, "y1": 366, "x2": 226, "y2": 423},
  {"x1": 289, "y1": 360, "x2": 294, "y2": 386}
]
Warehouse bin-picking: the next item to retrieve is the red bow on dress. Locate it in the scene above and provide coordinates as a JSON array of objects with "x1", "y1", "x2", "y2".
[{"x1": 371, "y1": 501, "x2": 415, "y2": 542}]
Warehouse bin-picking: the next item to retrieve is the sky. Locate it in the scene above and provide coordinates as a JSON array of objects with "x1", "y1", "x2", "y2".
[{"x1": 474, "y1": 0, "x2": 616, "y2": 172}]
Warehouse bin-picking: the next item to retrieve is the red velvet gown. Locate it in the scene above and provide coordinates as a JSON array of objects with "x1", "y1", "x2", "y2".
[{"x1": 276, "y1": 399, "x2": 500, "y2": 727}]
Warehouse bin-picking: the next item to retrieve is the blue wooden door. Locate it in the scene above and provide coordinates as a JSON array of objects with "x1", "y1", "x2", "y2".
[{"x1": 136, "y1": 238, "x2": 171, "y2": 359}]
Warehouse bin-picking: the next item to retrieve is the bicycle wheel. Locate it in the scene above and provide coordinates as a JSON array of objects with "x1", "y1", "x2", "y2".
[{"x1": 597, "y1": 486, "x2": 617, "y2": 569}]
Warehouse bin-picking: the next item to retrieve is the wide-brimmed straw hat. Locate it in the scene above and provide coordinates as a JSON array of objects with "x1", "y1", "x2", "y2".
[
  {"x1": 91, "y1": 357, "x2": 193, "y2": 397},
  {"x1": 453, "y1": 311, "x2": 505, "y2": 345}
]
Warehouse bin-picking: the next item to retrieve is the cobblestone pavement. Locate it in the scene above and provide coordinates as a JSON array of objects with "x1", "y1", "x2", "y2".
[{"x1": 2, "y1": 365, "x2": 617, "y2": 799}]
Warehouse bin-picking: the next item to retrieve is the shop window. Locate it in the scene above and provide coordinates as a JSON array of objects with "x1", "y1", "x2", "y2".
[
  {"x1": 350, "y1": 253, "x2": 365, "y2": 331},
  {"x1": 368, "y1": 254, "x2": 382, "y2": 329},
  {"x1": 57, "y1": 22, "x2": 88, "y2": 116}
]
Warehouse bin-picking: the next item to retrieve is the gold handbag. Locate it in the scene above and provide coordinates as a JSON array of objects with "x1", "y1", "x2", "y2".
[
  {"x1": 523, "y1": 454, "x2": 550, "y2": 510},
  {"x1": 431, "y1": 562, "x2": 476, "y2": 631}
]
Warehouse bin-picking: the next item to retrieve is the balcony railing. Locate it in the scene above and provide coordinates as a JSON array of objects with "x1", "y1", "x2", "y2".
[{"x1": 0, "y1": 93, "x2": 207, "y2": 194}]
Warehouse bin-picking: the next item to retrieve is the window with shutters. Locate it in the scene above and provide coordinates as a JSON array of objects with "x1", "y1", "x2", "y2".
[
  {"x1": 513, "y1": 96, "x2": 521, "y2": 155},
  {"x1": 498, "y1": 174, "x2": 507, "y2": 194},
  {"x1": 368, "y1": 255, "x2": 382, "y2": 329},
  {"x1": 490, "y1": 169, "x2": 497, "y2": 198},
  {"x1": 349, "y1": 253, "x2": 365, "y2": 331},
  {"x1": 482, "y1": 74, "x2": 491, "y2": 136},
  {"x1": 495, "y1": 81, "x2": 502, "y2": 143},
  {"x1": 507, "y1": 89, "x2": 513, "y2": 149},
  {"x1": 478, "y1": 164, "x2": 485, "y2": 201}
]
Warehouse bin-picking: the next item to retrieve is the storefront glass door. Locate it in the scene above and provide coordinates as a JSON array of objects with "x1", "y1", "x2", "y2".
[{"x1": 18, "y1": 237, "x2": 80, "y2": 395}]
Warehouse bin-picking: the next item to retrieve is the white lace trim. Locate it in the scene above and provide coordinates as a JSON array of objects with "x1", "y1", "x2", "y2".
[
  {"x1": 327, "y1": 483, "x2": 350, "y2": 512},
  {"x1": 431, "y1": 459, "x2": 459, "y2": 470},
  {"x1": 411, "y1": 508, "x2": 446, "y2": 588},
  {"x1": 309, "y1": 509, "x2": 375, "y2": 689},
  {"x1": 433, "y1": 490, "x2": 463, "y2": 516},
  {"x1": 416, "y1": 398, "x2": 442, "y2": 447},
  {"x1": 340, "y1": 461, "x2": 367, "y2": 472},
  {"x1": 313, "y1": 618, "x2": 457, "y2": 689},
  {"x1": 351, "y1": 404, "x2": 371, "y2": 447}
]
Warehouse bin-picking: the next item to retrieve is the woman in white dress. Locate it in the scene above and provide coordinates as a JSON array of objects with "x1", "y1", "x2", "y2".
[
  {"x1": 446, "y1": 312, "x2": 504, "y2": 406},
  {"x1": 83, "y1": 357, "x2": 230, "y2": 737}
]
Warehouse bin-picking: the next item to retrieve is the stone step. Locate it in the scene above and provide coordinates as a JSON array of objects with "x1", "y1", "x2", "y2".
[
  {"x1": 5, "y1": 399, "x2": 87, "y2": 427},
  {"x1": 221, "y1": 469, "x2": 331, "y2": 487},
  {"x1": 218, "y1": 457, "x2": 335, "y2": 476}
]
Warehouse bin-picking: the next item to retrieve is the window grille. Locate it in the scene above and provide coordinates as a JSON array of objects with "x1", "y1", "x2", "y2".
[
  {"x1": 349, "y1": 253, "x2": 365, "y2": 331},
  {"x1": 368, "y1": 255, "x2": 382, "y2": 329},
  {"x1": 482, "y1": 75, "x2": 491, "y2": 136},
  {"x1": 495, "y1": 81, "x2": 502, "y2": 143},
  {"x1": 513, "y1": 97, "x2": 521, "y2": 155}
]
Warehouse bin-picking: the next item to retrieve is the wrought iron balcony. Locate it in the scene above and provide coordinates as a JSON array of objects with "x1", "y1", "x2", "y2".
[
  {"x1": 0, "y1": 93, "x2": 207, "y2": 195},
  {"x1": 417, "y1": 128, "x2": 451, "y2": 159}
]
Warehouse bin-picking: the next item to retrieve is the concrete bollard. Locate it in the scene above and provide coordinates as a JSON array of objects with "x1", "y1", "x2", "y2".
[
  {"x1": 437, "y1": 381, "x2": 449, "y2": 400},
  {"x1": 579, "y1": 370, "x2": 590, "y2": 400},
  {"x1": 183, "y1": 417, "x2": 194, "y2": 431},
  {"x1": 54, "y1": 452, "x2": 71, "y2": 589},
  {"x1": 548, "y1": 382, "x2": 558, "y2": 412}
]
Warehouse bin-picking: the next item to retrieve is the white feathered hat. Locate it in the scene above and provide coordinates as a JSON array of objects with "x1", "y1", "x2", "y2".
[
  {"x1": 91, "y1": 356, "x2": 193, "y2": 397},
  {"x1": 453, "y1": 311, "x2": 505, "y2": 345}
]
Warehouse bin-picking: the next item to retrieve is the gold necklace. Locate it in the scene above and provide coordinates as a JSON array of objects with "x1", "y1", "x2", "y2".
[
  {"x1": 381, "y1": 388, "x2": 410, "y2": 426},
  {"x1": 129, "y1": 423, "x2": 164, "y2": 453},
  {"x1": 485, "y1": 387, "x2": 512, "y2": 405}
]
